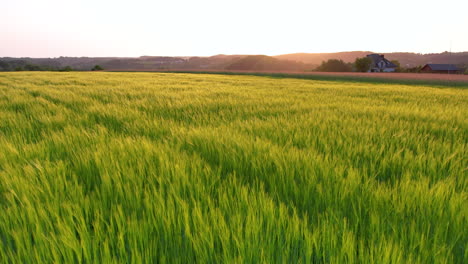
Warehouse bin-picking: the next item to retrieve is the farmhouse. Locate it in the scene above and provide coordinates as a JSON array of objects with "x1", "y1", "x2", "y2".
[
  {"x1": 421, "y1": 64, "x2": 461, "y2": 74},
  {"x1": 367, "y1": 54, "x2": 397, "y2": 72}
]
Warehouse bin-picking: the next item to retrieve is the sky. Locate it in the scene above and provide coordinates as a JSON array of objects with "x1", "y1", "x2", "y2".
[{"x1": 1, "y1": 0, "x2": 467, "y2": 57}]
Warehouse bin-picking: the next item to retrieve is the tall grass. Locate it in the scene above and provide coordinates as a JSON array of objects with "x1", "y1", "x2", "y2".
[{"x1": 0, "y1": 72, "x2": 466, "y2": 263}]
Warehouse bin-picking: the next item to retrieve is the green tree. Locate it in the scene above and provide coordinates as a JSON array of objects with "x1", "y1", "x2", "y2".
[
  {"x1": 92, "y1": 65, "x2": 104, "y2": 71},
  {"x1": 0, "y1": 61, "x2": 10, "y2": 71},
  {"x1": 24, "y1": 64, "x2": 43, "y2": 71},
  {"x1": 391, "y1": 60, "x2": 401, "y2": 72},
  {"x1": 316, "y1": 59, "x2": 352, "y2": 72},
  {"x1": 60, "y1": 66, "x2": 73, "y2": 72},
  {"x1": 354, "y1": 57, "x2": 372, "y2": 72}
]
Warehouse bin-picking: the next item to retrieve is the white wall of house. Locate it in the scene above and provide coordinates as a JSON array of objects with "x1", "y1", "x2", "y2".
[{"x1": 368, "y1": 67, "x2": 396, "y2": 72}]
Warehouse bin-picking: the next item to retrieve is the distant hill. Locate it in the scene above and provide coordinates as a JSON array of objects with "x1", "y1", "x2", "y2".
[
  {"x1": 275, "y1": 51, "x2": 371, "y2": 67},
  {"x1": 275, "y1": 51, "x2": 468, "y2": 68},
  {"x1": 226, "y1": 55, "x2": 313, "y2": 71},
  {"x1": 1, "y1": 51, "x2": 467, "y2": 71}
]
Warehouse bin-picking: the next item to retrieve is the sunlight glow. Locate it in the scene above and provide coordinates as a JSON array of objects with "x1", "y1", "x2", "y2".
[{"x1": 2, "y1": 0, "x2": 467, "y2": 57}]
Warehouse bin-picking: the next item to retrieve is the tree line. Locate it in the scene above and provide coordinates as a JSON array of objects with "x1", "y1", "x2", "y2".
[
  {"x1": 315, "y1": 57, "x2": 468, "y2": 73},
  {"x1": 315, "y1": 57, "x2": 403, "y2": 72},
  {"x1": 0, "y1": 60, "x2": 103, "y2": 72}
]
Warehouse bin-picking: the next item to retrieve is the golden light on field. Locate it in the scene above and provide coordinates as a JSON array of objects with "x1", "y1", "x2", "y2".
[
  {"x1": 0, "y1": 72, "x2": 466, "y2": 262},
  {"x1": 2, "y1": 0, "x2": 468, "y2": 57}
]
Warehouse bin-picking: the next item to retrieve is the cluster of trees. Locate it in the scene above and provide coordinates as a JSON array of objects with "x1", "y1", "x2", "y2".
[
  {"x1": 0, "y1": 60, "x2": 73, "y2": 71},
  {"x1": 399, "y1": 65, "x2": 423, "y2": 73},
  {"x1": 1, "y1": 60, "x2": 46, "y2": 71},
  {"x1": 0, "y1": 60, "x2": 104, "y2": 72},
  {"x1": 315, "y1": 57, "x2": 403, "y2": 73},
  {"x1": 14, "y1": 65, "x2": 74, "y2": 72},
  {"x1": 315, "y1": 59, "x2": 353, "y2": 72},
  {"x1": 316, "y1": 57, "x2": 467, "y2": 73},
  {"x1": 354, "y1": 57, "x2": 372, "y2": 72},
  {"x1": 91, "y1": 65, "x2": 104, "y2": 71}
]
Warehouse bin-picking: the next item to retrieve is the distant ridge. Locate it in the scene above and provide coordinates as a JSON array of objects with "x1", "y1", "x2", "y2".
[
  {"x1": 1, "y1": 51, "x2": 467, "y2": 71},
  {"x1": 275, "y1": 51, "x2": 468, "y2": 68},
  {"x1": 275, "y1": 51, "x2": 372, "y2": 65}
]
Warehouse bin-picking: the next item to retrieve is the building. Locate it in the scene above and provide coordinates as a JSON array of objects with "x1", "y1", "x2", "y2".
[
  {"x1": 367, "y1": 54, "x2": 398, "y2": 72},
  {"x1": 421, "y1": 64, "x2": 461, "y2": 74}
]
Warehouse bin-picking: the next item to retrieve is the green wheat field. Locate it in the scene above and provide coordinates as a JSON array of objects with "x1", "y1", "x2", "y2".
[{"x1": 0, "y1": 72, "x2": 467, "y2": 263}]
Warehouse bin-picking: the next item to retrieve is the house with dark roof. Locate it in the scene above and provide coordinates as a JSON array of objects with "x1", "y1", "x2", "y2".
[
  {"x1": 366, "y1": 54, "x2": 398, "y2": 72},
  {"x1": 421, "y1": 64, "x2": 461, "y2": 74}
]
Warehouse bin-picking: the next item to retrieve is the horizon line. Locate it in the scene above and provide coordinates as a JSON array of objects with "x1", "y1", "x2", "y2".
[{"x1": 2, "y1": 50, "x2": 468, "y2": 59}]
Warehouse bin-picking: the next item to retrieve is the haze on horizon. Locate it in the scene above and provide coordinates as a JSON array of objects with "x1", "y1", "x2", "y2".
[{"x1": 2, "y1": 0, "x2": 467, "y2": 58}]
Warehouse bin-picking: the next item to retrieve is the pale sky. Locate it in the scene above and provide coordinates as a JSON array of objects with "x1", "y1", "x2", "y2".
[{"x1": 1, "y1": 0, "x2": 467, "y2": 57}]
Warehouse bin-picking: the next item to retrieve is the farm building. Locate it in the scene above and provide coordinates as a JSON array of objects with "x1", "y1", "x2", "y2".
[
  {"x1": 421, "y1": 64, "x2": 461, "y2": 74},
  {"x1": 367, "y1": 54, "x2": 398, "y2": 72}
]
